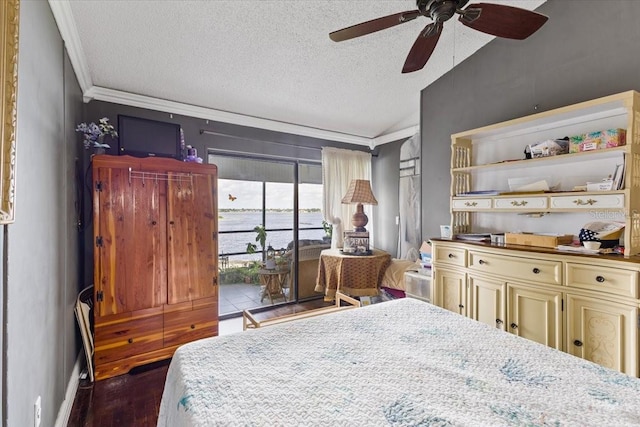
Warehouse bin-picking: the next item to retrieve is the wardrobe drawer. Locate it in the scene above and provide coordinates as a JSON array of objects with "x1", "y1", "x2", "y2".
[
  {"x1": 434, "y1": 246, "x2": 466, "y2": 267},
  {"x1": 468, "y1": 251, "x2": 562, "y2": 285},
  {"x1": 94, "y1": 314, "x2": 164, "y2": 365},
  {"x1": 164, "y1": 305, "x2": 218, "y2": 347},
  {"x1": 566, "y1": 263, "x2": 638, "y2": 298}
]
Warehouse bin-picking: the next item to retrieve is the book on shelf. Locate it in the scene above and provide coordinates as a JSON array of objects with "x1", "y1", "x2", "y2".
[{"x1": 612, "y1": 161, "x2": 625, "y2": 190}]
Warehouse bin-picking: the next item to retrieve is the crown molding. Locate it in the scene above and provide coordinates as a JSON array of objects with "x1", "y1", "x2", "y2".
[
  {"x1": 48, "y1": 0, "x2": 93, "y2": 92},
  {"x1": 50, "y1": 0, "x2": 418, "y2": 148},
  {"x1": 85, "y1": 86, "x2": 399, "y2": 147},
  {"x1": 85, "y1": 86, "x2": 419, "y2": 148},
  {"x1": 371, "y1": 126, "x2": 420, "y2": 146}
]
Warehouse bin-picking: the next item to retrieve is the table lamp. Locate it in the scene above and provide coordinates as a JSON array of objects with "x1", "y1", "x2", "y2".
[{"x1": 341, "y1": 179, "x2": 378, "y2": 232}]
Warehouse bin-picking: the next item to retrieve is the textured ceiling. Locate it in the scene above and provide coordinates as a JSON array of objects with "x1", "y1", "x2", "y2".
[{"x1": 54, "y1": 0, "x2": 546, "y2": 146}]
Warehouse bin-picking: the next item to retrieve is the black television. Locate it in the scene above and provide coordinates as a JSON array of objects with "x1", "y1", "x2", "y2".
[{"x1": 117, "y1": 115, "x2": 182, "y2": 159}]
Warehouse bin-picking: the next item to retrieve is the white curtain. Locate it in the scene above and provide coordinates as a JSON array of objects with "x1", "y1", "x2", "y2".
[{"x1": 321, "y1": 147, "x2": 372, "y2": 248}]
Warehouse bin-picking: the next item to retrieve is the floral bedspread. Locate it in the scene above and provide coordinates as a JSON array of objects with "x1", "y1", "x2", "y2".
[{"x1": 157, "y1": 298, "x2": 640, "y2": 426}]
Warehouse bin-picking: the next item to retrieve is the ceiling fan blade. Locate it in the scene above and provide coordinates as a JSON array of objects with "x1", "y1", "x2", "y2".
[
  {"x1": 402, "y1": 22, "x2": 442, "y2": 74},
  {"x1": 458, "y1": 3, "x2": 548, "y2": 40},
  {"x1": 330, "y1": 10, "x2": 421, "y2": 42}
]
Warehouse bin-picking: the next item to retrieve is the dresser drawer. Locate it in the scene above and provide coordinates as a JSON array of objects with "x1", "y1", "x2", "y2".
[
  {"x1": 566, "y1": 263, "x2": 638, "y2": 298},
  {"x1": 494, "y1": 197, "x2": 547, "y2": 210},
  {"x1": 468, "y1": 251, "x2": 562, "y2": 285},
  {"x1": 94, "y1": 314, "x2": 164, "y2": 365},
  {"x1": 452, "y1": 198, "x2": 492, "y2": 210},
  {"x1": 434, "y1": 246, "x2": 466, "y2": 267},
  {"x1": 550, "y1": 193, "x2": 624, "y2": 209},
  {"x1": 164, "y1": 304, "x2": 218, "y2": 347}
]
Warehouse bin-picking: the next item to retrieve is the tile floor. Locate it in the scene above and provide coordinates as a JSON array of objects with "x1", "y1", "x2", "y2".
[{"x1": 219, "y1": 282, "x2": 291, "y2": 316}]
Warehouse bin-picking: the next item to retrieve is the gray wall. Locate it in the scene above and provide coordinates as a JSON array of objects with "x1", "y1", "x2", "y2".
[
  {"x1": 4, "y1": 2, "x2": 82, "y2": 426},
  {"x1": 8, "y1": 1, "x2": 639, "y2": 424},
  {"x1": 80, "y1": 101, "x2": 370, "y2": 286},
  {"x1": 84, "y1": 101, "x2": 365, "y2": 163},
  {"x1": 420, "y1": 0, "x2": 640, "y2": 240}
]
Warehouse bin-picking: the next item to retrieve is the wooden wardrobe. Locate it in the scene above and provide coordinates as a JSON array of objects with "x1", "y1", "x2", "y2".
[{"x1": 91, "y1": 155, "x2": 218, "y2": 380}]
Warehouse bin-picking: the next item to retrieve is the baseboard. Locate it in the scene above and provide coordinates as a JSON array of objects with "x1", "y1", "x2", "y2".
[{"x1": 54, "y1": 350, "x2": 83, "y2": 427}]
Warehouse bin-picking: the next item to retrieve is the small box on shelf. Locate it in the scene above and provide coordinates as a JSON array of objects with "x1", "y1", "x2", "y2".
[
  {"x1": 569, "y1": 128, "x2": 626, "y2": 153},
  {"x1": 586, "y1": 179, "x2": 614, "y2": 192},
  {"x1": 505, "y1": 233, "x2": 574, "y2": 248}
]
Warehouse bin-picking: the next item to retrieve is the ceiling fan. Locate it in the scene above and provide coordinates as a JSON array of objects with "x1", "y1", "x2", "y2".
[{"x1": 330, "y1": 0, "x2": 548, "y2": 73}]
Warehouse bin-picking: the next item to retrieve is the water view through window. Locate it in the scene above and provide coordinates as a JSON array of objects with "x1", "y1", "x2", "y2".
[{"x1": 218, "y1": 208, "x2": 325, "y2": 264}]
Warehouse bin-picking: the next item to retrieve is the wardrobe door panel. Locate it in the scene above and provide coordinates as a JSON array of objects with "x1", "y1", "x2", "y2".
[
  {"x1": 94, "y1": 166, "x2": 167, "y2": 318},
  {"x1": 167, "y1": 172, "x2": 218, "y2": 304}
]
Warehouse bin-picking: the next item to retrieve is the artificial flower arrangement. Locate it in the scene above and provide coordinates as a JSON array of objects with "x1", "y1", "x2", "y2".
[{"x1": 76, "y1": 117, "x2": 118, "y2": 150}]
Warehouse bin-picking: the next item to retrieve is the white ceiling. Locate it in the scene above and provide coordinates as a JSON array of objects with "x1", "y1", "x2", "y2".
[{"x1": 50, "y1": 0, "x2": 546, "y2": 148}]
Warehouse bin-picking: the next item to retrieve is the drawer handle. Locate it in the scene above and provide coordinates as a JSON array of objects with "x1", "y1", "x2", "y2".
[
  {"x1": 510, "y1": 323, "x2": 518, "y2": 329},
  {"x1": 496, "y1": 319, "x2": 503, "y2": 325},
  {"x1": 478, "y1": 259, "x2": 486, "y2": 265},
  {"x1": 151, "y1": 220, "x2": 157, "y2": 225},
  {"x1": 448, "y1": 253, "x2": 455, "y2": 258},
  {"x1": 128, "y1": 338, "x2": 133, "y2": 344},
  {"x1": 458, "y1": 304, "x2": 464, "y2": 309},
  {"x1": 532, "y1": 268, "x2": 540, "y2": 274},
  {"x1": 573, "y1": 198, "x2": 597, "y2": 206},
  {"x1": 510, "y1": 200, "x2": 528, "y2": 207},
  {"x1": 464, "y1": 201, "x2": 477, "y2": 207},
  {"x1": 596, "y1": 275, "x2": 605, "y2": 283},
  {"x1": 573, "y1": 339, "x2": 583, "y2": 347},
  {"x1": 190, "y1": 324, "x2": 196, "y2": 329}
]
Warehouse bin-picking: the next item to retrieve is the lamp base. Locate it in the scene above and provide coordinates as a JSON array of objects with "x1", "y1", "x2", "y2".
[{"x1": 352, "y1": 203, "x2": 368, "y2": 232}]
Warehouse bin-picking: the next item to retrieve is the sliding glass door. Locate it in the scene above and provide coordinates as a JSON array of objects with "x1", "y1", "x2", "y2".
[{"x1": 209, "y1": 153, "x2": 323, "y2": 316}]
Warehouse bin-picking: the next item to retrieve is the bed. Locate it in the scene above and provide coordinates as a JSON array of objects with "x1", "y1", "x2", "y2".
[{"x1": 157, "y1": 298, "x2": 640, "y2": 426}]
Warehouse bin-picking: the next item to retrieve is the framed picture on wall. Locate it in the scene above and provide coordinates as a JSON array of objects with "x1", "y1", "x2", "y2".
[{"x1": 0, "y1": 0, "x2": 20, "y2": 224}]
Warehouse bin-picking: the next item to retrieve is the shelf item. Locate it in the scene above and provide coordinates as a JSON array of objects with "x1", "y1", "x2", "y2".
[
  {"x1": 505, "y1": 233, "x2": 573, "y2": 248},
  {"x1": 569, "y1": 128, "x2": 626, "y2": 153},
  {"x1": 449, "y1": 90, "x2": 640, "y2": 256},
  {"x1": 557, "y1": 245, "x2": 601, "y2": 254},
  {"x1": 455, "y1": 233, "x2": 491, "y2": 242},
  {"x1": 456, "y1": 190, "x2": 501, "y2": 196}
]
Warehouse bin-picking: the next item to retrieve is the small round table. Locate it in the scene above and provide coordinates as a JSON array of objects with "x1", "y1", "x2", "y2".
[
  {"x1": 315, "y1": 248, "x2": 391, "y2": 301},
  {"x1": 259, "y1": 267, "x2": 290, "y2": 304}
]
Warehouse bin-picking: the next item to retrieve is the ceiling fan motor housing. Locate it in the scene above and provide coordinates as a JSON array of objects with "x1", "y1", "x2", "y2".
[{"x1": 417, "y1": 0, "x2": 470, "y2": 22}]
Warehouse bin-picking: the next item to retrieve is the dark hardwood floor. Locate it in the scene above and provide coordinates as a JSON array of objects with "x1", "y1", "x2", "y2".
[
  {"x1": 67, "y1": 299, "x2": 330, "y2": 427},
  {"x1": 68, "y1": 360, "x2": 170, "y2": 427}
]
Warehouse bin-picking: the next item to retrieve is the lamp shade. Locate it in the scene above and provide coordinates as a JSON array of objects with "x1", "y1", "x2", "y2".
[
  {"x1": 341, "y1": 180, "x2": 378, "y2": 205},
  {"x1": 341, "y1": 180, "x2": 377, "y2": 232}
]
